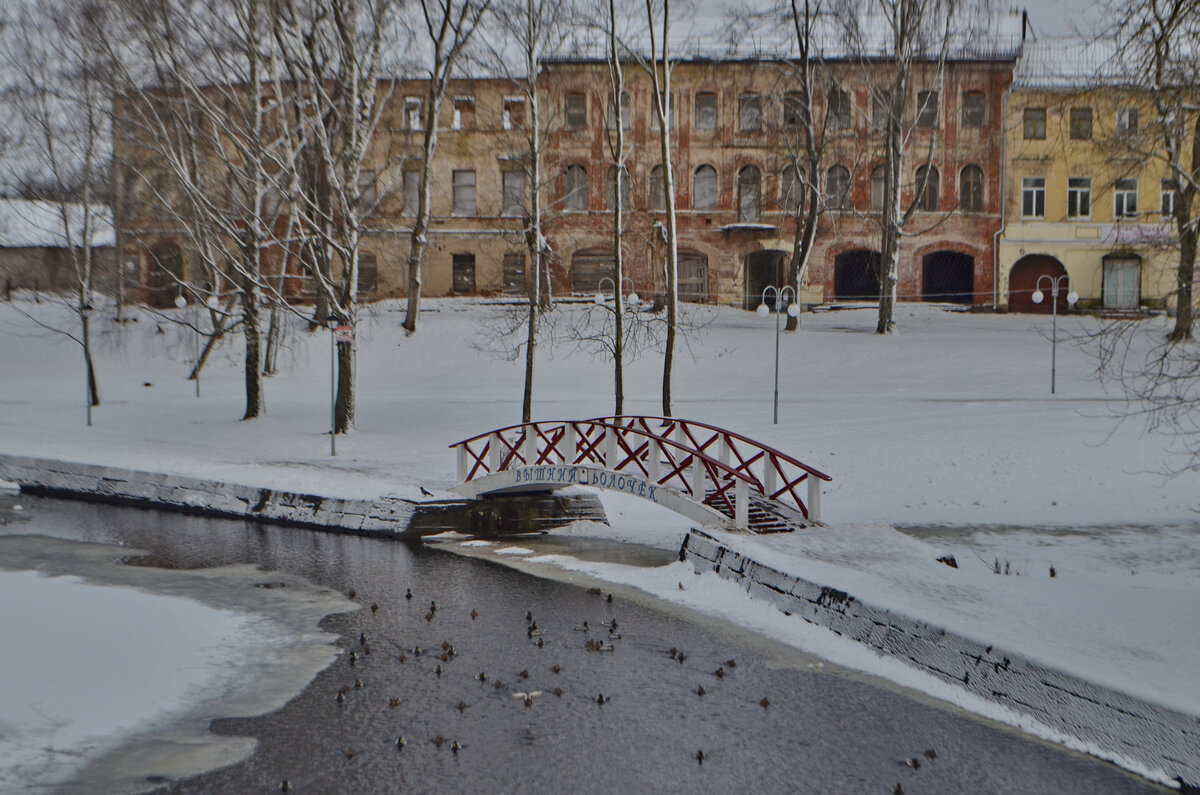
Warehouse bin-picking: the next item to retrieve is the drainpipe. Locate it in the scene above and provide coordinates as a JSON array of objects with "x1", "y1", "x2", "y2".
[{"x1": 993, "y1": 75, "x2": 1013, "y2": 311}]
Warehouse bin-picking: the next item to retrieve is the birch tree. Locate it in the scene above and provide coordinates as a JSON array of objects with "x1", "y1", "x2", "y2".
[
  {"x1": 3, "y1": 0, "x2": 116, "y2": 424},
  {"x1": 401, "y1": 0, "x2": 491, "y2": 334}
]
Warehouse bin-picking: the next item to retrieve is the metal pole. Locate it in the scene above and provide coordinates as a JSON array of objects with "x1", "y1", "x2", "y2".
[
  {"x1": 773, "y1": 294, "x2": 781, "y2": 425},
  {"x1": 330, "y1": 322, "x2": 337, "y2": 457},
  {"x1": 194, "y1": 304, "x2": 201, "y2": 398},
  {"x1": 1050, "y1": 282, "x2": 1058, "y2": 395}
]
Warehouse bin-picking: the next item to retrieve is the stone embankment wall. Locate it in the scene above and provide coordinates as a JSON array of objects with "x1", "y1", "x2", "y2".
[
  {"x1": 0, "y1": 455, "x2": 605, "y2": 538},
  {"x1": 680, "y1": 528, "x2": 1200, "y2": 788}
]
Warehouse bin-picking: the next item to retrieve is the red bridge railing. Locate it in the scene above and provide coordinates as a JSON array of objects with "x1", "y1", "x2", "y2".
[{"x1": 450, "y1": 416, "x2": 831, "y2": 527}]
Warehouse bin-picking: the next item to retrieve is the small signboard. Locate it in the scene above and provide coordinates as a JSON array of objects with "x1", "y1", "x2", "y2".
[{"x1": 334, "y1": 325, "x2": 355, "y2": 343}]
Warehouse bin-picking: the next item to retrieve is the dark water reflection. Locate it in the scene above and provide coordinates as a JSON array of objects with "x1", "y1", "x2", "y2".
[{"x1": 1, "y1": 496, "x2": 1162, "y2": 794}]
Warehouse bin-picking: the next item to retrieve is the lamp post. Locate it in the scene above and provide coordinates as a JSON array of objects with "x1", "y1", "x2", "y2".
[
  {"x1": 757, "y1": 285, "x2": 799, "y2": 424},
  {"x1": 594, "y1": 276, "x2": 638, "y2": 308},
  {"x1": 328, "y1": 313, "x2": 338, "y2": 457},
  {"x1": 1031, "y1": 274, "x2": 1078, "y2": 395},
  {"x1": 80, "y1": 301, "x2": 93, "y2": 427}
]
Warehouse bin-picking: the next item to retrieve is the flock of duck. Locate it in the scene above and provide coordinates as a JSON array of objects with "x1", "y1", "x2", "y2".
[{"x1": 273, "y1": 581, "x2": 935, "y2": 792}]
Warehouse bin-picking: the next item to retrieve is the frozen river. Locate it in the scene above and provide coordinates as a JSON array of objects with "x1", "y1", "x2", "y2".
[{"x1": 0, "y1": 494, "x2": 1163, "y2": 793}]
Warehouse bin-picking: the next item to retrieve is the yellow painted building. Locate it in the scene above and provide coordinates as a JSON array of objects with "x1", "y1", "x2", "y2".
[{"x1": 999, "y1": 40, "x2": 1188, "y2": 314}]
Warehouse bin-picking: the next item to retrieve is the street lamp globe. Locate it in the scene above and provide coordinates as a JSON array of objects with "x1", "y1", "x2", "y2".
[
  {"x1": 174, "y1": 295, "x2": 187, "y2": 309},
  {"x1": 627, "y1": 292, "x2": 639, "y2": 305},
  {"x1": 786, "y1": 302, "x2": 800, "y2": 317},
  {"x1": 1066, "y1": 291, "x2": 1079, "y2": 305},
  {"x1": 205, "y1": 295, "x2": 219, "y2": 310},
  {"x1": 1031, "y1": 290, "x2": 1044, "y2": 304},
  {"x1": 756, "y1": 303, "x2": 770, "y2": 317},
  {"x1": 594, "y1": 292, "x2": 605, "y2": 305}
]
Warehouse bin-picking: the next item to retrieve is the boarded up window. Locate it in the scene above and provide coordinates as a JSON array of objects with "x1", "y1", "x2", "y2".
[
  {"x1": 403, "y1": 169, "x2": 420, "y2": 216},
  {"x1": 679, "y1": 252, "x2": 708, "y2": 303},
  {"x1": 916, "y1": 91, "x2": 938, "y2": 128},
  {"x1": 826, "y1": 165, "x2": 851, "y2": 210},
  {"x1": 650, "y1": 165, "x2": 667, "y2": 211},
  {"x1": 738, "y1": 165, "x2": 761, "y2": 221},
  {"x1": 565, "y1": 165, "x2": 587, "y2": 211},
  {"x1": 452, "y1": 169, "x2": 476, "y2": 216},
  {"x1": 693, "y1": 164, "x2": 718, "y2": 211},
  {"x1": 503, "y1": 253, "x2": 526, "y2": 295},
  {"x1": 961, "y1": 91, "x2": 985, "y2": 127},
  {"x1": 502, "y1": 170, "x2": 526, "y2": 217},
  {"x1": 827, "y1": 87, "x2": 851, "y2": 131},
  {"x1": 695, "y1": 92, "x2": 718, "y2": 130},
  {"x1": 452, "y1": 254, "x2": 475, "y2": 293},
  {"x1": 357, "y1": 254, "x2": 378, "y2": 294},
  {"x1": 606, "y1": 166, "x2": 631, "y2": 210},
  {"x1": 738, "y1": 94, "x2": 762, "y2": 132},
  {"x1": 565, "y1": 93, "x2": 587, "y2": 129},
  {"x1": 571, "y1": 250, "x2": 614, "y2": 295}
]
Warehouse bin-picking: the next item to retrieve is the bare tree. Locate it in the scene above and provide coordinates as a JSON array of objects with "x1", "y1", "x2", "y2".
[
  {"x1": 1105, "y1": 0, "x2": 1200, "y2": 342},
  {"x1": 483, "y1": 0, "x2": 564, "y2": 422},
  {"x1": 272, "y1": 0, "x2": 403, "y2": 432},
  {"x1": 2, "y1": 0, "x2": 115, "y2": 424},
  {"x1": 604, "y1": 0, "x2": 633, "y2": 414},
  {"x1": 401, "y1": 0, "x2": 492, "y2": 335},
  {"x1": 838, "y1": 0, "x2": 957, "y2": 334}
]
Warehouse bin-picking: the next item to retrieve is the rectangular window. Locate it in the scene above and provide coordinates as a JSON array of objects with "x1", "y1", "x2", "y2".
[
  {"x1": 503, "y1": 97, "x2": 525, "y2": 130},
  {"x1": 357, "y1": 253, "x2": 378, "y2": 294},
  {"x1": 405, "y1": 97, "x2": 423, "y2": 130},
  {"x1": 608, "y1": 91, "x2": 630, "y2": 130},
  {"x1": 916, "y1": 90, "x2": 938, "y2": 128},
  {"x1": 1162, "y1": 179, "x2": 1178, "y2": 216},
  {"x1": 452, "y1": 254, "x2": 475, "y2": 293},
  {"x1": 695, "y1": 92, "x2": 718, "y2": 131},
  {"x1": 402, "y1": 169, "x2": 420, "y2": 216},
  {"x1": 565, "y1": 93, "x2": 587, "y2": 129},
  {"x1": 452, "y1": 169, "x2": 476, "y2": 216},
  {"x1": 784, "y1": 92, "x2": 807, "y2": 129},
  {"x1": 827, "y1": 88, "x2": 852, "y2": 131},
  {"x1": 1117, "y1": 107, "x2": 1139, "y2": 136},
  {"x1": 451, "y1": 96, "x2": 475, "y2": 131},
  {"x1": 738, "y1": 94, "x2": 762, "y2": 132},
  {"x1": 1067, "y1": 177, "x2": 1091, "y2": 218},
  {"x1": 1022, "y1": 177, "x2": 1045, "y2": 218},
  {"x1": 1023, "y1": 107, "x2": 1046, "y2": 140},
  {"x1": 1114, "y1": 177, "x2": 1138, "y2": 217},
  {"x1": 502, "y1": 169, "x2": 525, "y2": 218},
  {"x1": 503, "y1": 253, "x2": 526, "y2": 295},
  {"x1": 961, "y1": 90, "x2": 985, "y2": 128},
  {"x1": 356, "y1": 169, "x2": 377, "y2": 207},
  {"x1": 1069, "y1": 107, "x2": 1093, "y2": 140}
]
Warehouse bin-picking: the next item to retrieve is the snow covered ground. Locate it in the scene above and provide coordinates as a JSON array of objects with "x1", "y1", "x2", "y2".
[{"x1": 0, "y1": 295, "x2": 1197, "y2": 786}]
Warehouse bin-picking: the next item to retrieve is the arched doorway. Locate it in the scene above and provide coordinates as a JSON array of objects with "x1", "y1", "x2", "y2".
[
  {"x1": 834, "y1": 250, "x2": 881, "y2": 301},
  {"x1": 1009, "y1": 254, "x2": 1066, "y2": 314},
  {"x1": 743, "y1": 250, "x2": 785, "y2": 309},
  {"x1": 922, "y1": 251, "x2": 975, "y2": 304}
]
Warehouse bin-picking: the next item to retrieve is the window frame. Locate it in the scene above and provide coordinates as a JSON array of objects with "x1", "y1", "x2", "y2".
[
  {"x1": 1117, "y1": 107, "x2": 1139, "y2": 136},
  {"x1": 693, "y1": 164, "x2": 718, "y2": 211},
  {"x1": 402, "y1": 169, "x2": 420, "y2": 216},
  {"x1": 826, "y1": 164, "x2": 851, "y2": 211},
  {"x1": 649, "y1": 164, "x2": 667, "y2": 211},
  {"x1": 694, "y1": 92, "x2": 718, "y2": 131},
  {"x1": 1069, "y1": 107, "x2": 1093, "y2": 140},
  {"x1": 1023, "y1": 107, "x2": 1047, "y2": 140},
  {"x1": 452, "y1": 169, "x2": 476, "y2": 216},
  {"x1": 1022, "y1": 176, "x2": 1046, "y2": 218},
  {"x1": 607, "y1": 90, "x2": 631, "y2": 130},
  {"x1": 1067, "y1": 176, "x2": 1092, "y2": 219},
  {"x1": 738, "y1": 93, "x2": 763, "y2": 132},
  {"x1": 501, "y1": 169, "x2": 526, "y2": 218},
  {"x1": 737, "y1": 164, "x2": 762, "y2": 222},
  {"x1": 916, "y1": 90, "x2": 939, "y2": 129},
  {"x1": 961, "y1": 91, "x2": 986, "y2": 128},
  {"x1": 914, "y1": 164, "x2": 939, "y2": 211},
  {"x1": 959, "y1": 164, "x2": 983, "y2": 213},
  {"x1": 404, "y1": 96, "x2": 423, "y2": 131},
  {"x1": 606, "y1": 165, "x2": 631, "y2": 211},
  {"x1": 565, "y1": 93, "x2": 587, "y2": 130},
  {"x1": 451, "y1": 253, "x2": 476, "y2": 294},
  {"x1": 564, "y1": 164, "x2": 588, "y2": 211},
  {"x1": 1114, "y1": 177, "x2": 1138, "y2": 218},
  {"x1": 1162, "y1": 178, "x2": 1179, "y2": 216},
  {"x1": 827, "y1": 87, "x2": 852, "y2": 131}
]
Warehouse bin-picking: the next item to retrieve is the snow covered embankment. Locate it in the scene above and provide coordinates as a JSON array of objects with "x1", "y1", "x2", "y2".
[{"x1": 681, "y1": 528, "x2": 1200, "y2": 788}]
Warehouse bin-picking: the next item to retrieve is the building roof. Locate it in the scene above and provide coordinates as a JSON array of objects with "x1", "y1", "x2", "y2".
[{"x1": 0, "y1": 199, "x2": 115, "y2": 249}]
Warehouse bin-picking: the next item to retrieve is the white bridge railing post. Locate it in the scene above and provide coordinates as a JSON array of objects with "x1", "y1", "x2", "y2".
[
  {"x1": 763, "y1": 454, "x2": 776, "y2": 497},
  {"x1": 489, "y1": 432, "x2": 502, "y2": 473},
  {"x1": 605, "y1": 425, "x2": 617, "y2": 469},
  {"x1": 690, "y1": 453, "x2": 705, "y2": 500},
  {"x1": 564, "y1": 424, "x2": 577, "y2": 464},
  {"x1": 735, "y1": 477, "x2": 749, "y2": 528},
  {"x1": 808, "y1": 475, "x2": 822, "y2": 522},
  {"x1": 647, "y1": 438, "x2": 660, "y2": 484},
  {"x1": 457, "y1": 445, "x2": 468, "y2": 482},
  {"x1": 523, "y1": 424, "x2": 537, "y2": 466}
]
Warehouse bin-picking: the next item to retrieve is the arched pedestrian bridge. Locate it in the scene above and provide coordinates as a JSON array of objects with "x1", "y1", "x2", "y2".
[{"x1": 450, "y1": 417, "x2": 831, "y2": 532}]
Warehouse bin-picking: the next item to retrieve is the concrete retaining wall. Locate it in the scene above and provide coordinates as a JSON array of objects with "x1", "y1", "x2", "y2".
[{"x1": 681, "y1": 527, "x2": 1200, "y2": 787}]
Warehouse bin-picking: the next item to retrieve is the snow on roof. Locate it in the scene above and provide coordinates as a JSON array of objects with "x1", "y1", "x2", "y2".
[{"x1": 0, "y1": 199, "x2": 114, "y2": 249}]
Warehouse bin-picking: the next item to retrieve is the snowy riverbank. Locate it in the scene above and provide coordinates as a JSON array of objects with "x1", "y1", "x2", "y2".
[{"x1": 1, "y1": 296, "x2": 1197, "y2": 786}]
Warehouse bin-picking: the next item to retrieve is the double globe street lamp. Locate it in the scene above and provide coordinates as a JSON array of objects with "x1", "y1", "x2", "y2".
[
  {"x1": 1031, "y1": 274, "x2": 1078, "y2": 395},
  {"x1": 757, "y1": 285, "x2": 800, "y2": 424}
]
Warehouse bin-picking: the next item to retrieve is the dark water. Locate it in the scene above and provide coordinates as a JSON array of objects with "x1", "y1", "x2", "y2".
[{"x1": 1, "y1": 495, "x2": 1163, "y2": 794}]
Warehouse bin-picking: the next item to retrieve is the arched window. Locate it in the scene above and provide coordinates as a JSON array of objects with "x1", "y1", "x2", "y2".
[
  {"x1": 915, "y1": 165, "x2": 939, "y2": 211},
  {"x1": 738, "y1": 164, "x2": 761, "y2": 222},
  {"x1": 565, "y1": 165, "x2": 587, "y2": 211},
  {"x1": 606, "y1": 165, "x2": 631, "y2": 210},
  {"x1": 693, "y1": 164, "x2": 718, "y2": 211},
  {"x1": 781, "y1": 165, "x2": 804, "y2": 215},
  {"x1": 827, "y1": 86, "x2": 852, "y2": 131},
  {"x1": 870, "y1": 165, "x2": 886, "y2": 211},
  {"x1": 650, "y1": 164, "x2": 667, "y2": 211},
  {"x1": 826, "y1": 165, "x2": 850, "y2": 210},
  {"x1": 959, "y1": 164, "x2": 983, "y2": 212}
]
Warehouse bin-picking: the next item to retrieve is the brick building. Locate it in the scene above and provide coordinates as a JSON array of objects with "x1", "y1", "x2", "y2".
[{"x1": 115, "y1": 32, "x2": 1024, "y2": 310}]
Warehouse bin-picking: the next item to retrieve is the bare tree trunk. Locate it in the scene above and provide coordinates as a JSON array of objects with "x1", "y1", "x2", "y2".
[
  {"x1": 242, "y1": 276, "x2": 264, "y2": 419},
  {"x1": 335, "y1": 338, "x2": 355, "y2": 432}
]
